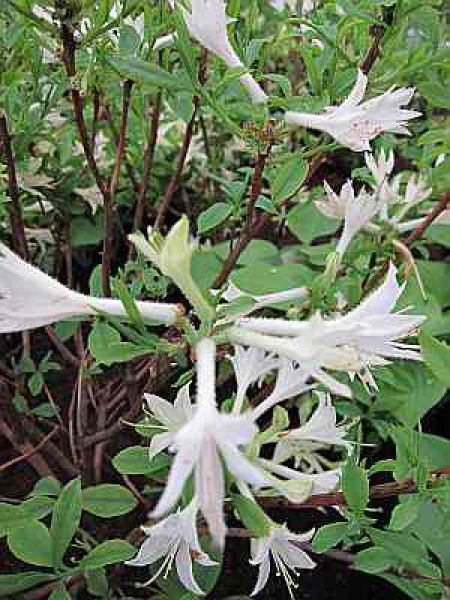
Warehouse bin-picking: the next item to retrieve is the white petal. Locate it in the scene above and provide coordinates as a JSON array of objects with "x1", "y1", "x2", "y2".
[
  {"x1": 175, "y1": 541, "x2": 205, "y2": 595},
  {"x1": 152, "y1": 443, "x2": 198, "y2": 517},
  {"x1": 250, "y1": 556, "x2": 271, "y2": 596}
]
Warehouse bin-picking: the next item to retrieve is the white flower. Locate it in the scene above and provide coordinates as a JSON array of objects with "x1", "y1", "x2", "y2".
[
  {"x1": 144, "y1": 384, "x2": 195, "y2": 459},
  {"x1": 315, "y1": 180, "x2": 354, "y2": 220},
  {"x1": 152, "y1": 338, "x2": 266, "y2": 547},
  {"x1": 223, "y1": 281, "x2": 309, "y2": 312},
  {"x1": 273, "y1": 393, "x2": 351, "y2": 465},
  {"x1": 0, "y1": 244, "x2": 182, "y2": 332},
  {"x1": 250, "y1": 524, "x2": 316, "y2": 597},
  {"x1": 336, "y1": 186, "x2": 381, "y2": 255},
  {"x1": 315, "y1": 180, "x2": 380, "y2": 255},
  {"x1": 393, "y1": 174, "x2": 432, "y2": 223},
  {"x1": 365, "y1": 148, "x2": 395, "y2": 187},
  {"x1": 252, "y1": 360, "x2": 312, "y2": 421},
  {"x1": 181, "y1": 0, "x2": 268, "y2": 103},
  {"x1": 229, "y1": 346, "x2": 280, "y2": 414},
  {"x1": 229, "y1": 264, "x2": 425, "y2": 396},
  {"x1": 126, "y1": 498, "x2": 217, "y2": 595},
  {"x1": 285, "y1": 70, "x2": 420, "y2": 152}
]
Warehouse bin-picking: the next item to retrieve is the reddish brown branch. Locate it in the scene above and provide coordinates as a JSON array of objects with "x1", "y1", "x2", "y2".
[
  {"x1": 405, "y1": 192, "x2": 450, "y2": 246},
  {"x1": 259, "y1": 466, "x2": 450, "y2": 511},
  {"x1": 213, "y1": 147, "x2": 272, "y2": 288},
  {"x1": 0, "y1": 111, "x2": 28, "y2": 259},
  {"x1": 60, "y1": 21, "x2": 114, "y2": 296},
  {"x1": 154, "y1": 49, "x2": 209, "y2": 230},
  {"x1": 0, "y1": 426, "x2": 59, "y2": 473},
  {"x1": 213, "y1": 152, "x2": 324, "y2": 289},
  {"x1": 109, "y1": 79, "x2": 133, "y2": 199},
  {"x1": 360, "y1": 24, "x2": 385, "y2": 75},
  {"x1": 131, "y1": 91, "x2": 162, "y2": 237}
]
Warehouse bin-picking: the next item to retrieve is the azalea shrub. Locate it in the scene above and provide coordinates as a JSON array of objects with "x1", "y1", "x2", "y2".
[{"x1": 1, "y1": 0, "x2": 450, "y2": 599}]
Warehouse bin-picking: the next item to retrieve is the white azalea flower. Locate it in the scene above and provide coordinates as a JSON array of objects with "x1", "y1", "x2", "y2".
[
  {"x1": 229, "y1": 264, "x2": 425, "y2": 396},
  {"x1": 250, "y1": 524, "x2": 316, "y2": 597},
  {"x1": 392, "y1": 174, "x2": 432, "y2": 223},
  {"x1": 365, "y1": 148, "x2": 395, "y2": 187},
  {"x1": 229, "y1": 346, "x2": 280, "y2": 414},
  {"x1": 285, "y1": 70, "x2": 420, "y2": 152},
  {"x1": 252, "y1": 360, "x2": 312, "y2": 421},
  {"x1": 152, "y1": 338, "x2": 266, "y2": 547},
  {"x1": 315, "y1": 180, "x2": 354, "y2": 220},
  {"x1": 126, "y1": 498, "x2": 217, "y2": 595},
  {"x1": 0, "y1": 244, "x2": 182, "y2": 332},
  {"x1": 273, "y1": 393, "x2": 351, "y2": 466},
  {"x1": 336, "y1": 187, "x2": 381, "y2": 255},
  {"x1": 144, "y1": 384, "x2": 195, "y2": 459},
  {"x1": 180, "y1": 0, "x2": 268, "y2": 103},
  {"x1": 257, "y1": 457, "x2": 341, "y2": 497},
  {"x1": 223, "y1": 281, "x2": 309, "y2": 311}
]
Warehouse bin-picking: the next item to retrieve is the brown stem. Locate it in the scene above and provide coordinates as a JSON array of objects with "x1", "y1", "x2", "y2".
[
  {"x1": 109, "y1": 79, "x2": 133, "y2": 199},
  {"x1": 59, "y1": 20, "x2": 113, "y2": 296},
  {"x1": 91, "y1": 87, "x2": 100, "y2": 148},
  {"x1": 213, "y1": 153, "x2": 325, "y2": 289},
  {"x1": 0, "y1": 111, "x2": 28, "y2": 259},
  {"x1": 0, "y1": 426, "x2": 59, "y2": 473},
  {"x1": 405, "y1": 192, "x2": 450, "y2": 245},
  {"x1": 45, "y1": 325, "x2": 80, "y2": 367},
  {"x1": 0, "y1": 419, "x2": 53, "y2": 477},
  {"x1": 104, "y1": 105, "x2": 140, "y2": 193},
  {"x1": 213, "y1": 146, "x2": 273, "y2": 289},
  {"x1": 131, "y1": 91, "x2": 163, "y2": 239},
  {"x1": 258, "y1": 466, "x2": 450, "y2": 511},
  {"x1": 154, "y1": 48, "x2": 209, "y2": 230},
  {"x1": 360, "y1": 24, "x2": 385, "y2": 74}
]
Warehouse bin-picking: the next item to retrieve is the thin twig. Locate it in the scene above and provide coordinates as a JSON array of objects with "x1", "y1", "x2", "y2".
[
  {"x1": 45, "y1": 325, "x2": 80, "y2": 367},
  {"x1": 131, "y1": 91, "x2": 163, "y2": 239},
  {"x1": 0, "y1": 111, "x2": 28, "y2": 259},
  {"x1": 405, "y1": 192, "x2": 450, "y2": 245},
  {"x1": 258, "y1": 466, "x2": 450, "y2": 511},
  {"x1": 59, "y1": 19, "x2": 113, "y2": 296},
  {"x1": 109, "y1": 79, "x2": 133, "y2": 199},
  {"x1": 154, "y1": 48, "x2": 209, "y2": 230},
  {"x1": 213, "y1": 147, "x2": 272, "y2": 288},
  {"x1": 0, "y1": 426, "x2": 59, "y2": 473}
]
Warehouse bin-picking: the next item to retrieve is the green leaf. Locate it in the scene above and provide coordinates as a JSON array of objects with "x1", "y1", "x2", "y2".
[
  {"x1": 50, "y1": 478, "x2": 82, "y2": 568},
  {"x1": 88, "y1": 322, "x2": 120, "y2": 358},
  {"x1": 312, "y1": 522, "x2": 349, "y2": 553},
  {"x1": 107, "y1": 56, "x2": 181, "y2": 90},
  {"x1": 419, "y1": 330, "x2": 450, "y2": 387},
  {"x1": 82, "y1": 485, "x2": 138, "y2": 518},
  {"x1": 354, "y1": 546, "x2": 393, "y2": 574},
  {"x1": 0, "y1": 503, "x2": 31, "y2": 537},
  {"x1": 80, "y1": 540, "x2": 136, "y2": 569},
  {"x1": 7, "y1": 521, "x2": 53, "y2": 567},
  {"x1": 0, "y1": 572, "x2": 55, "y2": 596},
  {"x1": 49, "y1": 585, "x2": 71, "y2": 600},
  {"x1": 271, "y1": 156, "x2": 308, "y2": 204},
  {"x1": 28, "y1": 371, "x2": 44, "y2": 396},
  {"x1": 112, "y1": 446, "x2": 171, "y2": 475},
  {"x1": 197, "y1": 203, "x2": 232, "y2": 234},
  {"x1": 232, "y1": 495, "x2": 271, "y2": 537},
  {"x1": 373, "y1": 361, "x2": 446, "y2": 427},
  {"x1": 342, "y1": 458, "x2": 369, "y2": 515},
  {"x1": 231, "y1": 263, "x2": 314, "y2": 296},
  {"x1": 21, "y1": 496, "x2": 55, "y2": 520},
  {"x1": 287, "y1": 200, "x2": 339, "y2": 244},
  {"x1": 389, "y1": 500, "x2": 420, "y2": 531},
  {"x1": 85, "y1": 568, "x2": 109, "y2": 597}
]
